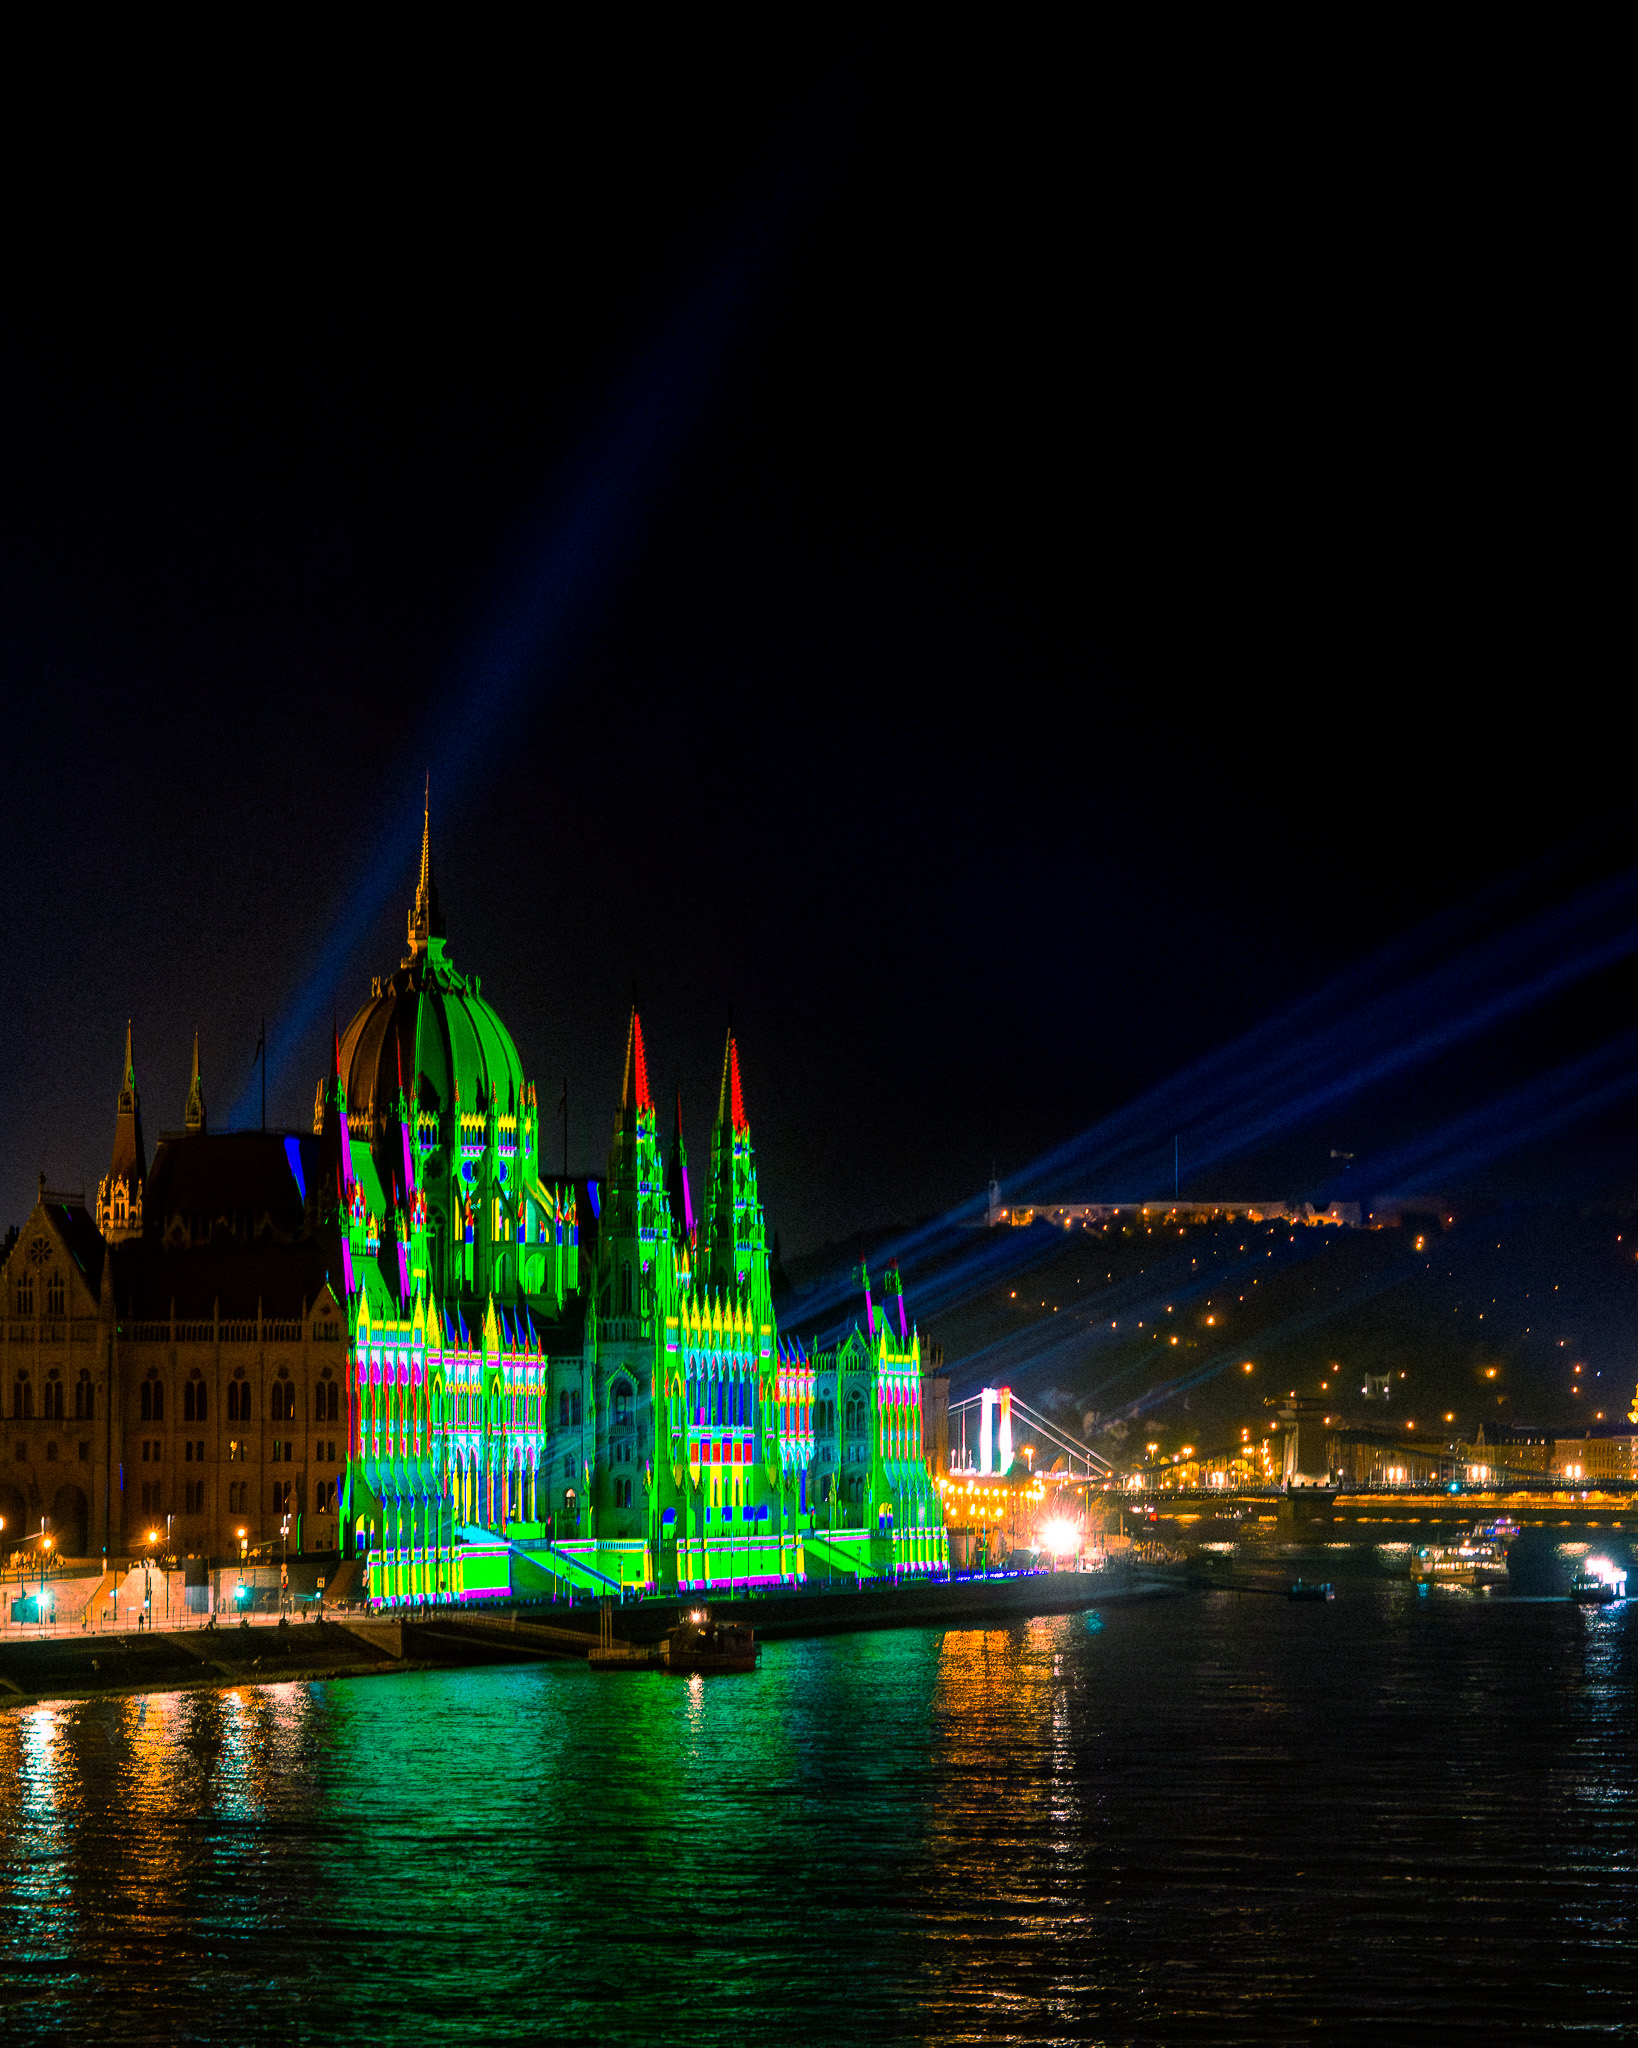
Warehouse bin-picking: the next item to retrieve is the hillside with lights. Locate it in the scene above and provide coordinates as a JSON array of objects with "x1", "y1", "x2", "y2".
[{"x1": 782, "y1": 1203, "x2": 1638, "y2": 1474}]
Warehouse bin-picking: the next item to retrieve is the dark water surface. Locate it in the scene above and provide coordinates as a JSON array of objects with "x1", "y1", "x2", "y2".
[{"x1": 4, "y1": 1554, "x2": 1636, "y2": 2044}]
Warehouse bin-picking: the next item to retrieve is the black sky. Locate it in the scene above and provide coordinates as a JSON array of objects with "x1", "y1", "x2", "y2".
[{"x1": 0, "y1": 45, "x2": 1626, "y2": 1259}]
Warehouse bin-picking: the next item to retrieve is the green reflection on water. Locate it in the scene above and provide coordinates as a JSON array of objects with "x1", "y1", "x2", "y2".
[{"x1": 3, "y1": 1591, "x2": 1637, "y2": 2045}]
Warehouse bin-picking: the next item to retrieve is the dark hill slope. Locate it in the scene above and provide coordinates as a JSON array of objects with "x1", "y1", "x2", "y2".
[{"x1": 780, "y1": 1205, "x2": 1638, "y2": 1463}]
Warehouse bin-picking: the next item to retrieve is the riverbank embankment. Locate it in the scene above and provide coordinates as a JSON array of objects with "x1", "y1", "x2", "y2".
[{"x1": 1, "y1": 1567, "x2": 1173, "y2": 1709}]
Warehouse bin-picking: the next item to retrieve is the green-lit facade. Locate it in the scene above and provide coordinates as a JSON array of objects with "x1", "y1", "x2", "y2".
[{"x1": 333, "y1": 809, "x2": 947, "y2": 1606}]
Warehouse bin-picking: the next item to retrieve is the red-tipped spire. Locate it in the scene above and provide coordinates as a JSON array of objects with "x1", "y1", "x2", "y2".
[
  {"x1": 620, "y1": 1005, "x2": 652, "y2": 1112},
  {"x1": 717, "y1": 1029, "x2": 748, "y2": 1133}
]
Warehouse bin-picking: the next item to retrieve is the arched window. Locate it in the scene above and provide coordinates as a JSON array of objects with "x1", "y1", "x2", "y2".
[
  {"x1": 613, "y1": 1381, "x2": 632, "y2": 1428},
  {"x1": 140, "y1": 1380, "x2": 153, "y2": 1422},
  {"x1": 560, "y1": 1390, "x2": 570, "y2": 1428},
  {"x1": 152, "y1": 1380, "x2": 164, "y2": 1423},
  {"x1": 75, "y1": 1371, "x2": 94, "y2": 1421},
  {"x1": 620, "y1": 1262, "x2": 633, "y2": 1314},
  {"x1": 46, "y1": 1271, "x2": 64, "y2": 1317}
]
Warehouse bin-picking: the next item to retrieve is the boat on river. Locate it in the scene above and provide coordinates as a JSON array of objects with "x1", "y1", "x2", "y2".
[
  {"x1": 1569, "y1": 1566, "x2": 1627, "y2": 1605},
  {"x1": 1410, "y1": 1520, "x2": 1516, "y2": 1589},
  {"x1": 661, "y1": 1610, "x2": 759, "y2": 1674},
  {"x1": 1288, "y1": 1580, "x2": 1334, "y2": 1602}
]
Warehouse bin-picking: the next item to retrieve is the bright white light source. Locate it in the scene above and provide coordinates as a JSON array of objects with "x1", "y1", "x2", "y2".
[{"x1": 1040, "y1": 1517, "x2": 1080, "y2": 1556}]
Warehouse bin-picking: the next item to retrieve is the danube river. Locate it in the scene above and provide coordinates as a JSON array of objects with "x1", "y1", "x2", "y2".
[{"x1": 4, "y1": 1550, "x2": 1635, "y2": 2043}]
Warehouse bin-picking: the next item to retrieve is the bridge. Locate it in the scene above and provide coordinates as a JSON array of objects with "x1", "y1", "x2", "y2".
[
  {"x1": 946, "y1": 1388, "x2": 1112, "y2": 1480},
  {"x1": 1119, "y1": 1481, "x2": 1638, "y2": 1537}
]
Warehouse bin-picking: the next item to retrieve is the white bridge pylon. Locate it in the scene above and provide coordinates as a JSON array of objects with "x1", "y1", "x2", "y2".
[{"x1": 948, "y1": 1387, "x2": 1113, "y2": 1479}]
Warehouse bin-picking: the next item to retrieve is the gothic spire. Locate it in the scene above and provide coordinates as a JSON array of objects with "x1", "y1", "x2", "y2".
[
  {"x1": 407, "y1": 776, "x2": 446, "y2": 959},
  {"x1": 716, "y1": 1028, "x2": 748, "y2": 1133},
  {"x1": 98, "y1": 1018, "x2": 147, "y2": 1240},
  {"x1": 184, "y1": 1028, "x2": 207, "y2": 1135},
  {"x1": 703, "y1": 1025, "x2": 766, "y2": 1297},
  {"x1": 620, "y1": 1003, "x2": 652, "y2": 1113},
  {"x1": 668, "y1": 1089, "x2": 695, "y2": 1241}
]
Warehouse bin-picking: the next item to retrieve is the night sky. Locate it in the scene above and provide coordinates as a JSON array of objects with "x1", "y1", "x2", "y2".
[{"x1": 2, "y1": 55, "x2": 1627, "y2": 1286}]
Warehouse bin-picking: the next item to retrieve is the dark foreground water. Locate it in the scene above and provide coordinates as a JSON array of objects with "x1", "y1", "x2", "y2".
[{"x1": 4, "y1": 1549, "x2": 1636, "y2": 2044}]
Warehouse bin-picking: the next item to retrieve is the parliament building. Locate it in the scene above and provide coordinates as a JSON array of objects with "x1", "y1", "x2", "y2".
[{"x1": 0, "y1": 809, "x2": 947, "y2": 1602}]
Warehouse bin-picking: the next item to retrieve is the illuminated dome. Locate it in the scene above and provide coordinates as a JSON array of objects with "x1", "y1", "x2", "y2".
[
  {"x1": 337, "y1": 807, "x2": 525, "y2": 1143},
  {"x1": 325, "y1": 801, "x2": 541, "y2": 1318}
]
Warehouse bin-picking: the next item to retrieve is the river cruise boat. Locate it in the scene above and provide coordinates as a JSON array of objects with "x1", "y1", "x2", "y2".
[
  {"x1": 661, "y1": 1610, "x2": 759, "y2": 1675},
  {"x1": 1288, "y1": 1580, "x2": 1335, "y2": 1602},
  {"x1": 1569, "y1": 1566, "x2": 1627, "y2": 1605},
  {"x1": 1410, "y1": 1521, "x2": 1516, "y2": 1589}
]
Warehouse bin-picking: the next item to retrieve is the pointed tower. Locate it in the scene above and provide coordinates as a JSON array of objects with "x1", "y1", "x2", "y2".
[
  {"x1": 314, "y1": 1016, "x2": 358, "y2": 1246},
  {"x1": 667, "y1": 1090, "x2": 695, "y2": 1247},
  {"x1": 702, "y1": 1028, "x2": 770, "y2": 1316},
  {"x1": 620, "y1": 1004, "x2": 652, "y2": 1118},
  {"x1": 880, "y1": 1258, "x2": 910, "y2": 1344},
  {"x1": 184, "y1": 1030, "x2": 207, "y2": 1135},
  {"x1": 96, "y1": 1021, "x2": 147, "y2": 1241},
  {"x1": 406, "y1": 774, "x2": 446, "y2": 967},
  {"x1": 604, "y1": 1003, "x2": 667, "y2": 1324}
]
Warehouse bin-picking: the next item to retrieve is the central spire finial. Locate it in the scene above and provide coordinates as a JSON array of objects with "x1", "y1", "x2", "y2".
[{"x1": 408, "y1": 776, "x2": 445, "y2": 958}]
